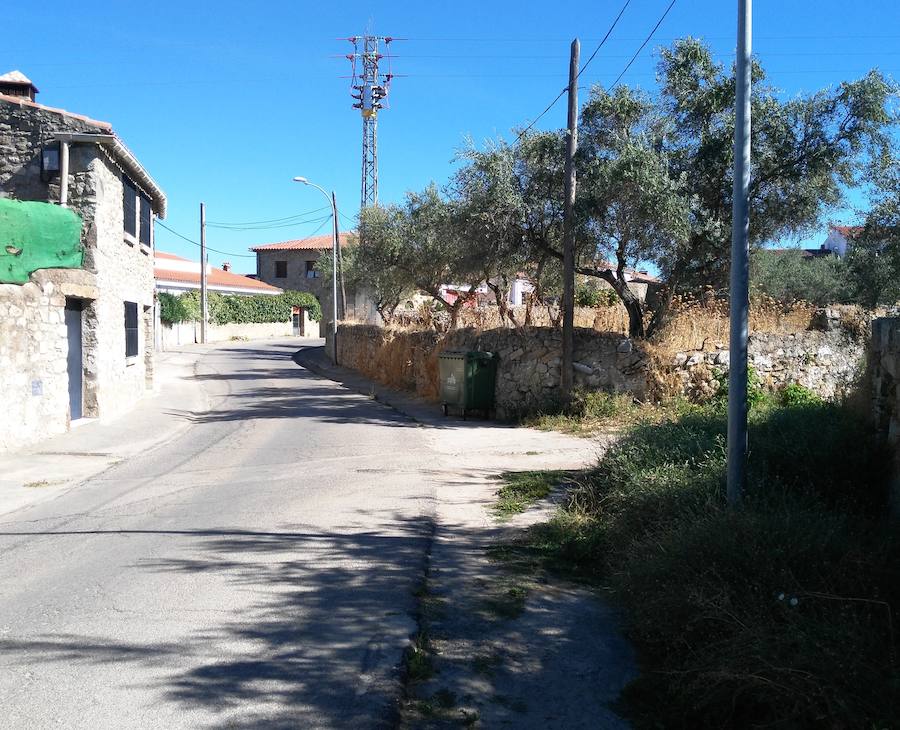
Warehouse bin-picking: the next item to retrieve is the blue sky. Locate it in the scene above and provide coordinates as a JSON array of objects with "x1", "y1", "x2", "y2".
[{"x1": 6, "y1": 0, "x2": 900, "y2": 271}]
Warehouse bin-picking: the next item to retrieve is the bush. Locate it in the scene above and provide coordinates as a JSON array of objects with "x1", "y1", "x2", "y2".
[
  {"x1": 751, "y1": 249, "x2": 852, "y2": 305},
  {"x1": 158, "y1": 292, "x2": 189, "y2": 324},
  {"x1": 575, "y1": 282, "x2": 618, "y2": 308},
  {"x1": 158, "y1": 290, "x2": 321, "y2": 326},
  {"x1": 779, "y1": 381, "x2": 823, "y2": 407},
  {"x1": 516, "y1": 400, "x2": 895, "y2": 728}
]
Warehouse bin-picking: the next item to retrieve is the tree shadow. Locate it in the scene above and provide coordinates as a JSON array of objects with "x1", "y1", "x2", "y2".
[{"x1": 0, "y1": 519, "x2": 435, "y2": 728}]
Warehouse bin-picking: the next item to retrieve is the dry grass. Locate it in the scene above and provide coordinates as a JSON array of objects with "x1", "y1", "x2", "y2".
[{"x1": 649, "y1": 294, "x2": 817, "y2": 357}]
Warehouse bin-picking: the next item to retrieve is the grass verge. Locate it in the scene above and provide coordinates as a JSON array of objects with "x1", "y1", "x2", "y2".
[
  {"x1": 502, "y1": 398, "x2": 899, "y2": 728},
  {"x1": 493, "y1": 470, "x2": 575, "y2": 517}
]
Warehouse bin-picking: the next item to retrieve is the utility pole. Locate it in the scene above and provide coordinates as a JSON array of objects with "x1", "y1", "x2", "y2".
[
  {"x1": 560, "y1": 38, "x2": 580, "y2": 401},
  {"x1": 334, "y1": 191, "x2": 347, "y2": 319},
  {"x1": 727, "y1": 0, "x2": 752, "y2": 506},
  {"x1": 199, "y1": 201, "x2": 208, "y2": 345}
]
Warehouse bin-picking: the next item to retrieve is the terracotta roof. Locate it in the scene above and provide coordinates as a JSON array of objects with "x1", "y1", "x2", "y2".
[
  {"x1": 831, "y1": 224, "x2": 862, "y2": 238},
  {"x1": 0, "y1": 91, "x2": 111, "y2": 130},
  {"x1": 250, "y1": 232, "x2": 354, "y2": 252},
  {"x1": 154, "y1": 252, "x2": 281, "y2": 294}
]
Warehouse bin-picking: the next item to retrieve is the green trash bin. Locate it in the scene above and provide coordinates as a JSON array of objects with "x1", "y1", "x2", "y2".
[{"x1": 438, "y1": 350, "x2": 498, "y2": 419}]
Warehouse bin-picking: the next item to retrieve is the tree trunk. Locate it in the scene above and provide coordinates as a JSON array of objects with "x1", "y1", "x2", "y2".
[{"x1": 591, "y1": 269, "x2": 645, "y2": 338}]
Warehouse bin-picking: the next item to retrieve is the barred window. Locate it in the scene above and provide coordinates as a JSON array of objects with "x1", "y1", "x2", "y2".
[
  {"x1": 124, "y1": 301, "x2": 139, "y2": 358},
  {"x1": 123, "y1": 176, "x2": 137, "y2": 238},
  {"x1": 139, "y1": 194, "x2": 151, "y2": 247}
]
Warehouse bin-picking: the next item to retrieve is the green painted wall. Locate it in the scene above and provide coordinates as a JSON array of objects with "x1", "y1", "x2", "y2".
[{"x1": 0, "y1": 199, "x2": 83, "y2": 284}]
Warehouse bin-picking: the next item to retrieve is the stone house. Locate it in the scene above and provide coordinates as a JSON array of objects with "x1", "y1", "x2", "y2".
[
  {"x1": 0, "y1": 71, "x2": 166, "y2": 452},
  {"x1": 251, "y1": 231, "x2": 379, "y2": 326}
]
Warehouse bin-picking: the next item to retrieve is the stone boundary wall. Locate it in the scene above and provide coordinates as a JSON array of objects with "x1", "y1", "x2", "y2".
[
  {"x1": 334, "y1": 311, "x2": 870, "y2": 418},
  {"x1": 870, "y1": 318, "x2": 900, "y2": 510},
  {"x1": 336, "y1": 325, "x2": 648, "y2": 418}
]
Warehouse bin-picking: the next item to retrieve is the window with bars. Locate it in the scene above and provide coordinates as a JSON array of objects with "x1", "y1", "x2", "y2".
[
  {"x1": 122, "y1": 176, "x2": 137, "y2": 238},
  {"x1": 139, "y1": 194, "x2": 151, "y2": 247},
  {"x1": 124, "y1": 301, "x2": 139, "y2": 358}
]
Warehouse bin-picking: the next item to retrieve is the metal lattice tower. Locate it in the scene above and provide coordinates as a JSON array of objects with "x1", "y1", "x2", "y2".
[{"x1": 348, "y1": 35, "x2": 394, "y2": 210}]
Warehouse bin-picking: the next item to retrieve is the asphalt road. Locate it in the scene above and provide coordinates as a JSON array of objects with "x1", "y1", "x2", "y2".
[{"x1": 0, "y1": 340, "x2": 435, "y2": 728}]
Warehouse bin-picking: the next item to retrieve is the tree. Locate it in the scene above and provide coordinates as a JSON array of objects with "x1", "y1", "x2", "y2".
[
  {"x1": 846, "y1": 181, "x2": 900, "y2": 307},
  {"x1": 750, "y1": 249, "x2": 852, "y2": 305},
  {"x1": 357, "y1": 186, "x2": 482, "y2": 328},
  {"x1": 576, "y1": 86, "x2": 690, "y2": 337},
  {"x1": 655, "y1": 38, "x2": 897, "y2": 324}
]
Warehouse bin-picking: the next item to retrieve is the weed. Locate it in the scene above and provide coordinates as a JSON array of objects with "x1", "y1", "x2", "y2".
[
  {"x1": 23, "y1": 480, "x2": 51, "y2": 488},
  {"x1": 471, "y1": 652, "x2": 503, "y2": 677},
  {"x1": 405, "y1": 634, "x2": 434, "y2": 682},
  {"x1": 779, "y1": 381, "x2": 823, "y2": 407},
  {"x1": 493, "y1": 470, "x2": 574, "y2": 517},
  {"x1": 505, "y1": 399, "x2": 897, "y2": 727},
  {"x1": 433, "y1": 688, "x2": 456, "y2": 709},
  {"x1": 482, "y1": 583, "x2": 529, "y2": 620}
]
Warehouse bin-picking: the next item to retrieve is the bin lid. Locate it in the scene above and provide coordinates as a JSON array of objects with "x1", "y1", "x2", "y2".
[{"x1": 438, "y1": 350, "x2": 468, "y2": 360}]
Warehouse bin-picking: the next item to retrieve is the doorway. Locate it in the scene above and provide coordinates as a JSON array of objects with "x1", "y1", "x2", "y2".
[
  {"x1": 65, "y1": 299, "x2": 83, "y2": 420},
  {"x1": 292, "y1": 306, "x2": 304, "y2": 336}
]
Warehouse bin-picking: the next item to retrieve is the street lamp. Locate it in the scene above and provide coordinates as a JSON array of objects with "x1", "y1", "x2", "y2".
[{"x1": 293, "y1": 176, "x2": 339, "y2": 360}]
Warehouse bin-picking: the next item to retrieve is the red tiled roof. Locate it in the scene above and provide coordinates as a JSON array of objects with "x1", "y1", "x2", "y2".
[
  {"x1": 250, "y1": 232, "x2": 354, "y2": 252},
  {"x1": 155, "y1": 267, "x2": 282, "y2": 293},
  {"x1": 154, "y1": 251, "x2": 280, "y2": 293},
  {"x1": 831, "y1": 224, "x2": 862, "y2": 238},
  {"x1": 0, "y1": 92, "x2": 112, "y2": 130}
]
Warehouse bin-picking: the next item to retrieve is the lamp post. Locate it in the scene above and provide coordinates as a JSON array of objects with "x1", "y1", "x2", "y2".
[{"x1": 293, "y1": 177, "x2": 339, "y2": 361}]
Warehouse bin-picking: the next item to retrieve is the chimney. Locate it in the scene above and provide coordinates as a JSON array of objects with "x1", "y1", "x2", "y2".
[
  {"x1": 222, "y1": 261, "x2": 231, "y2": 272},
  {"x1": 0, "y1": 70, "x2": 39, "y2": 102}
]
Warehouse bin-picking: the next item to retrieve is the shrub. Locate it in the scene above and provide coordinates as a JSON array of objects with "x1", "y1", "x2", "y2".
[
  {"x1": 779, "y1": 381, "x2": 823, "y2": 407},
  {"x1": 516, "y1": 400, "x2": 895, "y2": 728},
  {"x1": 575, "y1": 283, "x2": 619, "y2": 308},
  {"x1": 711, "y1": 365, "x2": 768, "y2": 409}
]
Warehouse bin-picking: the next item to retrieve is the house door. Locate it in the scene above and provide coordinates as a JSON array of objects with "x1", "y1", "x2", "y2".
[
  {"x1": 291, "y1": 306, "x2": 304, "y2": 336},
  {"x1": 65, "y1": 299, "x2": 83, "y2": 420}
]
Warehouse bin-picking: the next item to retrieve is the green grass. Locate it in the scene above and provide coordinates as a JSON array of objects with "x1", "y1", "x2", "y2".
[
  {"x1": 493, "y1": 470, "x2": 575, "y2": 517},
  {"x1": 501, "y1": 399, "x2": 899, "y2": 728}
]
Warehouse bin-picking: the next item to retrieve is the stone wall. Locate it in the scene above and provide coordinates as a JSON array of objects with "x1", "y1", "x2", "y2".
[
  {"x1": 0, "y1": 268, "x2": 99, "y2": 452},
  {"x1": 870, "y1": 318, "x2": 900, "y2": 510},
  {"x1": 669, "y1": 330, "x2": 866, "y2": 401},
  {"x1": 333, "y1": 308, "x2": 871, "y2": 419},
  {"x1": 335, "y1": 324, "x2": 648, "y2": 418}
]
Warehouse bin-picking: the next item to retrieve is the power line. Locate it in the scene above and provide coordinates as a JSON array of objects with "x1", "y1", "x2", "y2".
[
  {"x1": 154, "y1": 219, "x2": 259, "y2": 258},
  {"x1": 206, "y1": 213, "x2": 333, "y2": 231},
  {"x1": 516, "y1": 0, "x2": 631, "y2": 141},
  {"x1": 206, "y1": 206, "x2": 331, "y2": 227},
  {"x1": 611, "y1": 0, "x2": 678, "y2": 89}
]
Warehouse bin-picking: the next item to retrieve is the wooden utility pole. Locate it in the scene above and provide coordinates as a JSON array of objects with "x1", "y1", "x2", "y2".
[
  {"x1": 333, "y1": 191, "x2": 347, "y2": 319},
  {"x1": 727, "y1": 0, "x2": 752, "y2": 506},
  {"x1": 560, "y1": 38, "x2": 580, "y2": 401},
  {"x1": 200, "y1": 202, "x2": 208, "y2": 344}
]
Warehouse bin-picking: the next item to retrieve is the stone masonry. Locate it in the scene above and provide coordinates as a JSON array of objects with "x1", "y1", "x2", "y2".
[{"x1": 0, "y1": 92, "x2": 162, "y2": 451}]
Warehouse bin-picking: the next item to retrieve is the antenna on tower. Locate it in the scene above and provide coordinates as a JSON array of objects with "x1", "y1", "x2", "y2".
[{"x1": 347, "y1": 34, "x2": 399, "y2": 210}]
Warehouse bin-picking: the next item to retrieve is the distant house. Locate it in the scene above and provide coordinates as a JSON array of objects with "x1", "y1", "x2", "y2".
[
  {"x1": 0, "y1": 70, "x2": 166, "y2": 452},
  {"x1": 767, "y1": 224, "x2": 863, "y2": 259},
  {"x1": 155, "y1": 251, "x2": 281, "y2": 297},
  {"x1": 251, "y1": 232, "x2": 353, "y2": 297},
  {"x1": 251, "y1": 232, "x2": 380, "y2": 325}
]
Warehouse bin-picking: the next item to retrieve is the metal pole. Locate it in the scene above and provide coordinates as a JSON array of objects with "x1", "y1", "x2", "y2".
[
  {"x1": 333, "y1": 191, "x2": 347, "y2": 319},
  {"x1": 200, "y1": 201, "x2": 208, "y2": 345},
  {"x1": 331, "y1": 192, "x2": 338, "y2": 364},
  {"x1": 560, "y1": 38, "x2": 580, "y2": 401},
  {"x1": 727, "y1": 0, "x2": 752, "y2": 506}
]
